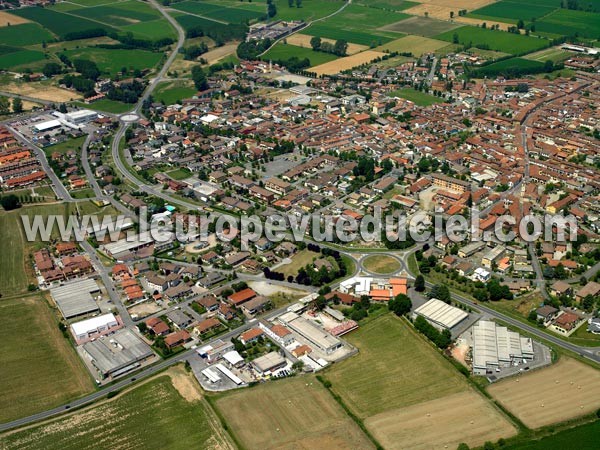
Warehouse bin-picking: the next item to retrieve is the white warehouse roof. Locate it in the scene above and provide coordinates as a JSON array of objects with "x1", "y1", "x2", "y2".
[
  {"x1": 414, "y1": 299, "x2": 468, "y2": 330},
  {"x1": 71, "y1": 313, "x2": 118, "y2": 338}
]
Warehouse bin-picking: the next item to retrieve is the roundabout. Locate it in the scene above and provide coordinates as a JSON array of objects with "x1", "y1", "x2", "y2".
[
  {"x1": 120, "y1": 113, "x2": 140, "y2": 123},
  {"x1": 360, "y1": 254, "x2": 404, "y2": 275}
]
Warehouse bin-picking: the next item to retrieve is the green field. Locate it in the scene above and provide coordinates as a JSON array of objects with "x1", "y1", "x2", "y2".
[
  {"x1": 0, "y1": 210, "x2": 29, "y2": 295},
  {"x1": 154, "y1": 81, "x2": 198, "y2": 105},
  {"x1": 272, "y1": 0, "x2": 345, "y2": 22},
  {"x1": 0, "y1": 295, "x2": 94, "y2": 423},
  {"x1": 73, "y1": 98, "x2": 133, "y2": 114},
  {"x1": 0, "y1": 22, "x2": 55, "y2": 46},
  {"x1": 471, "y1": 57, "x2": 545, "y2": 77},
  {"x1": 1, "y1": 371, "x2": 231, "y2": 449},
  {"x1": 173, "y1": 12, "x2": 226, "y2": 32},
  {"x1": 172, "y1": 0, "x2": 265, "y2": 23},
  {"x1": 362, "y1": 254, "x2": 401, "y2": 274},
  {"x1": 264, "y1": 43, "x2": 339, "y2": 66},
  {"x1": 468, "y1": 1, "x2": 558, "y2": 24},
  {"x1": 45, "y1": 135, "x2": 87, "y2": 156},
  {"x1": 326, "y1": 314, "x2": 466, "y2": 418},
  {"x1": 166, "y1": 168, "x2": 193, "y2": 180},
  {"x1": 63, "y1": 47, "x2": 162, "y2": 77},
  {"x1": 67, "y1": 1, "x2": 162, "y2": 27},
  {"x1": 0, "y1": 49, "x2": 46, "y2": 70},
  {"x1": 12, "y1": 6, "x2": 119, "y2": 38},
  {"x1": 121, "y1": 18, "x2": 177, "y2": 40},
  {"x1": 436, "y1": 26, "x2": 549, "y2": 54},
  {"x1": 355, "y1": 0, "x2": 418, "y2": 11},
  {"x1": 535, "y1": 9, "x2": 600, "y2": 39},
  {"x1": 389, "y1": 87, "x2": 444, "y2": 106},
  {"x1": 506, "y1": 420, "x2": 600, "y2": 449}
]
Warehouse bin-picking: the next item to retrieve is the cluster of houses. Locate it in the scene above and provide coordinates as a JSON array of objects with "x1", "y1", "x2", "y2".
[{"x1": 33, "y1": 243, "x2": 94, "y2": 286}]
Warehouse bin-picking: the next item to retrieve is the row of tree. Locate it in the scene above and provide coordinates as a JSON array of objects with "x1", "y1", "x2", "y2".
[{"x1": 309, "y1": 36, "x2": 348, "y2": 57}]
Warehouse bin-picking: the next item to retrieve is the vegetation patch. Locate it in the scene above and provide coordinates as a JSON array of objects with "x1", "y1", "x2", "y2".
[
  {"x1": 362, "y1": 255, "x2": 401, "y2": 274},
  {"x1": 63, "y1": 47, "x2": 162, "y2": 77},
  {"x1": 468, "y1": 1, "x2": 558, "y2": 24},
  {"x1": 389, "y1": 87, "x2": 444, "y2": 106},
  {"x1": 263, "y1": 43, "x2": 339, "y2": 67},
  {"x1": 435, "y1": 25, "x2": 549, "y2": 54},
  {"x1": 0, "y1": 22, "x2": 55, "y2": 46}
]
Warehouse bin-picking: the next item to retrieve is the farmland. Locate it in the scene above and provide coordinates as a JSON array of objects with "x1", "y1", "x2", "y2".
[
  {"x1": 74, "y1": 98, "x2": 133, "y2": 114},
  {"x1": 63, "y1": 47, "x2": 163, "y2": 77},
  {"x1": 310, "y1": 50, "x2": 386, "y2": 75},
  {"x1": 0, "y1": 210, "x2": 29, "y2": 295},
  {"x1": 362, "y1": 255, "x2": 401, "y2": 274},
  {"x1": 171, "y1": 0, "x2": 265, "y2": 23},
  {"x1": 154, "y1": 80, "x2": 198, "y2": 105},
  {"x1": 263, "y1": 43, "x2": 339, "y2": 66},
  {"x1": 534, "y1": 9, "x2": 600, "y2": 39},
  {"x1": 389, "y1": 87, "x2": 445, "y2": 106},
  {"x1": 272, "y1": 0, "x2": 346, "y2": 22},
  {"x1": 375, "y1": 34, "x2": 450, "y2": 55},
  {"x1": 0, "y1": 10, "x2": 30, "y2": 26},
  {"x1": 470, "y1": 57, "x2": 546, "y2": 77},
  {"x1": 325, "y1": 314, "x2": 466, "y2": 417},
  {"x1": 286, "y1": 33, "x2": 368, "y2": 55},
  {"x1": 488, "y1": 357, "x2": 600, "y2": 429},
  {"x1": 505, "y1": 420, "x2": 600, "y2": 450},
  {"x1": 213, "y1": 375, "x2": 375, "y2": 449},
  {"x1": 0, "y1": 22, "x2": 54, "y2": 46},
  {"x1": 0, "y1": 50, "x2": 46, "y2": 71},
  {"x1": 380, "y1": 15, "x2": 460, "y2": 37},
  {"x1": 468, "y1": 1, "x2": 558, "y2": 24},
  {"x1": 0, "y1": 295, "x2": 94, "y2": 423},
  {"x1": 1, "y1": 370, "x2": 233, "y2": 450},
  {"x1": 66, "y1": 1, "x2": 162, "y2": 27},
  {"x1": 436, "y1": 25, "x2": 549, "y2": 54}
]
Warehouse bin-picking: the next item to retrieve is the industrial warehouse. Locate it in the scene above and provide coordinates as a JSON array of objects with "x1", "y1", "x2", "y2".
[
  {"x1": 50, "y1": 279, "x2": 102, "y2": 320},
  {"x1": 413, "y1": 299, "x2": 469, "y2": 331}
]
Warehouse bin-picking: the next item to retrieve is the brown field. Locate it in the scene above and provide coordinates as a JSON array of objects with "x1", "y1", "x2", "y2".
[
  {"x1": 3, "y1": 83, "x2": 82, "y2": 102},
  {"x1": 214, "y1": 375, "x2": 375, "y2": 450},
  {"x1": 202, "y1": 42, "x2": 239, "y2": 65},
  {"x1": 404, "y1": 2, "x2": 514, "y2": 30},
  {"x1": 286, "y1": 33, "x2": 368, "y2": 55},
  {"x1": 310, "y1": 50, "x2": 386, "y2": 75},
  {"x1": 487, "y1": 357, "x2": 600, "y2": 429},
  {"x1": 0, "y1": 11, "x2": 29, "y2": 27},
  {"x1": 375, "y1": 34, "x2": 450, "y2": 56},
  {"x1": 366, "y1": 390, "x2": 517, "y2": 450}
]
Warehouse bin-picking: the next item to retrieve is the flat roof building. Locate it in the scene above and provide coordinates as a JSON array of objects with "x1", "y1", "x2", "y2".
[
  {"x1": 279, "y1": 312, "x2": 342, "y2": 354},
  {"x1": 71, "y1": 313, "x2": 119, "y2": 342},
  {"x1": 50, "y1": 279, "x2": 101, "y2": 319},
  {"x1": 252, "y1": 351, "x2": 286, "y2": 374},
  {"x1": 413, "y1": 299, "x2": 468, "y2": 330}
]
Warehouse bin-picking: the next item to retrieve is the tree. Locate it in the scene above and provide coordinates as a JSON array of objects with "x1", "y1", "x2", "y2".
[
  {"x1": 310, "y1": 35, "x2": 321, "y2": 51},
  {"x1": 0, "y1": 96, "x2": 10, "y2": 115},
  {"x1": 517, "y1": 19, "x2": 524, "y2": 29},
  {"x1": 267, "y1": 1, "x2": 276, "y2": 17},
  {"x1": 191, "y1": 65, "x2": 208, "y2": 90},
  {"x1": 295, "y1": 0, "x2": 302, "y2": 7},
  {"x1": 389, "y1": 294, "x2": 412, "y2": 316},
  {"x1": 0, "y1": 194, "x2": 21, "y2": 211},
  {"x1": 288, "y1": 0, "x2": 293, "y2": 6},
  {"x1": 42, "y1": 62, "x2": 62, "y2": 78},
  {"x1": 450, "y1": 11, "x2": 454, "y2": 18},
  {"x1": 415, "y1": 274, "x2": 425, "y2": 292},
  {"x1": 452, "y1": 32, "x2": 459, "y2": 44},
  {"x1": 12, "y1": 97, "x2": 23, "y2": 114},
  {"x1": 333, "y1": 39, "x2": 348, "y2": 56},
  {"x1": 457, "y1": 444, "x2": 470, "y2": 450},
  {"x1": 429, "y1": 284, "x2": 451, "y2": 303},
  {"x1": 59, "y1": 103, "x2": 68, "y2": 114}
]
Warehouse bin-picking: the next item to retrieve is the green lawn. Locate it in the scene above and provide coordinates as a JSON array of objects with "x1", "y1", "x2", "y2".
[
  {"x1": 279, "y1": 249, "x2": 318, "y2": 278},
  {"x1": 63, "y1": 47, "x2": 163, "y2": 77},
  {"x1": 73, "y1": 99, "x2": 133, "y2": 114},
  {"x1": 325, "y1": 314, "x2": 467, "y2": 418},
  {"x1": 362, "y1": 254, "x2": 401, "y2": 274},
  {"x1": 154, "y1": 80, "x2": 198, "y2": 105},
  {"x1": 263, "y1": 43, "x2": 339, "y2": 66},
  {"x1": 45, "y1": 135, "x2": 86, "y2": 156},
  {"x1": 1, "y1": 371, "x2": 231, "y2": 449},
  {"x1": 389, "y1": 87, "x2": 444, "y2": 106},
  {"x1": 0, "y1": 295, "x2": 94, "y2": 423},
  {"x1": 436, "y1": 26, "x2": 549, "y2": 54},
  {"x1": 166, "y1": 168, "x2": 193, "y2": 180}
]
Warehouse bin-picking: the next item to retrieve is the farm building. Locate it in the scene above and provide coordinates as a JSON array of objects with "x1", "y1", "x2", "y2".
[
  {"x1": 50, "y1": 278, "x2": 101, "y2": 320},
  {"x1": 413, "y1": 299, "x2": 468, "y2": 331},
  {"x1": 81, "y1": 329, "x2": 154, "y2": 380},
  {"x1": 471, "y1": 320, "x2": 534, "y2": 376}
]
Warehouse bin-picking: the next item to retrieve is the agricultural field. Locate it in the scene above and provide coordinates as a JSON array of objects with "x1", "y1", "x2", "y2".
[
  {"x1": 488, "y1": 357, "x2": 600, "y2": 429},
  {"x1": 272, "y1": 0, "x2": 346, "y2": 22},
  {"x1": 0, "y1": 22, "x2": 54, "y2": 46},
  {"x1": 44, "y1": 135, "x2": 87, "y2": 156},
  {"x1": 524, "y1": 46, "x2": 572, "y2": 63},
  {"x1": 470, "y1": 57, "x2": 545, "y2": 76},
  {"x1": 1, "y1": 81, "x2": 82, "y2": 102},
  {"x1": 326, "y1": 314, "x2": 467, "y2": 417},
  {"x1": 213, "y1": 375, "x2": 375, "y2": 450},
  {"x1": 366, "y1": 390, "x2": 517, "y2": 450},
  {"x1": 505, "y1": 420, "x2": 600, "y2": 450},
  {"x1": 0, "y1": 50, "x2": 46, "y2": 71},
  {"x1": 310, "y1": 49, "x2": 386, "y2": 75},
  {"x1": 171, "y1": 0, "x2": 265, "y2": 23},
  {"x1": 154, "y1": 80, "x2": 198, "y2": 105},
  {"x1": 121, "y1": 18, "x2": 177, "y2": 40},
  {"x1": 375, "y1": 34, "x2": 450, "y2": 55},
  {"x1": 355, "y1": 0, "x2": 418, "y2": 11},
  {"x1": 436, "y1": 25, "x2": 549, "y2": 54},
  {"x1": 403, "y1": 0, "x2": 496, "y2": 21},
  {"x1": 263, "y1": 43, "x2": 339, "y2": 66},
  {"x1": 362, "y1": 255, "x2": 401, "y2": 274},
  {"x1": 0, "y1": 210, "x2": 29, "y2": 295},
  {"x1": 1, "y1": 369, "x2": 233, "y2": 450},
  {"x1": 380, "y1": 15, "x2": 460, "y2": 37},
  {"x1": 286, "y1": 33, "x2": 368, "y2": 55},
  {"x1": 534, "y1": 9, "x2": 600, "y2": 39},
  {"x1": 63, "y1": 47, "x2": 163, "y2": 77},
  {"x1": 0, "y1": 295, "x2": 94, "y2": 423},
  {"x1": 389, "y1": 87, "x2": 444, "y2": 106},
  {"x1": 468, "y1": 1, "x2": 558, "y2": 24},
  {"x1": 0, "y1": 10, "x2": 30, "y2": 26},
  {"x1": 74, "y1": 98, "x2": 133, "y2": 114},
  {"x1": 66, "y1": 0, "x2": 162, "y2": 27}
]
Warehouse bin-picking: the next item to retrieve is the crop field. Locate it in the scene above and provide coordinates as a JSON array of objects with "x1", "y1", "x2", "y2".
[
  {"x1": 173, "y1": 12, "x2": 224, "y2": 32},
  {"x1": 0, "y1": 22, "x2": 55, "y2": 46},
  {"x1": 0, "y1": 49, "x2": 46, "y2": 70},
  {"x1": 121, "y1": 18, "x2": 177, "y2": 40},
  {"x1": 213, "y1": 375, "x2": 375, "y2": 450},
  {"x1": 326, "y1": 314, "x2": 467, "y2": 418},
  {"x1": 362, "y1": 255, "x2": 401, "y2": 274},
  {"x1": 380, "y1": 15, "x2": 460, "y2": 37},
  {"x1": 63, "y1": 47, "x2": 162, "y2": 77},
  {"x1": 0, "y1": 11, "x2": 30, "y2": 26},
  {"x1": 176, "y1": 1, "x2": 265, "y2": 23},
  {"x1": 471, "y1": 57, "x2": 545, "y2": 76},
  {"x1": 2, "y1": 81, "x2": 82, "y2": 102},
  {"x1": 390, "y1": 87, "x2": 444, "y2": 106},
  {"x1": 436, "y1": 25, "x2": 548, "y2": 54},
  {"x1": 310, "y1": 49, "x2": 386, "y2": 74},
  {"x1": 534, "y1": 9, "x2": 600, "y2": 39},
  {"x1": 0, "y1": 295, "x2": 94, "y2": 423},
  {"x1": 355, "y1": 0, "x2": 418, "y2": 11},
  {"x1": 286, "y1": 33, "x2": 368, "y2": 55},
  {"x1": 524, "y1": 46, "x2": 572, "y2": 63},
  {"x1": 272, "y1": 0, "x2": 346, "y2": 22},
  {"x1": 12, "y1": 7, "x2": 119, "y2": 38},
  {"x1": 366, "y1": 390, "x2": 517, "y2": 450},
  {"x1": 468, "y1": 1, "x2": 558, "y2": 23},
  {"x1": 488, "y1": 357, "x2": 600, "y2": 429},
  {"x1": 67, "y1": 2, "x2": 161, "y2": 27},
  {"x1": 504, "y1": 420, "x2": 600, "y2": 450},
  {"x1": 0, "y1": 210, "x2": 29, "y2": 295},
  {"x1": 375, "y1": 34, "x2": 450, "y2": 55},
  {"x1": 264, "y1": 43, "x2": 339, "y2": 66},
  {"x1": 403, "y1": 0, "x2": 495, "y2": 20},
  {"x1": 1, "y1": 370, "x2": 233, "y2": 449}
]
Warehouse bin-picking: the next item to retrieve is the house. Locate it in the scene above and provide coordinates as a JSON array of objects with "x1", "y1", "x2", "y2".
[
  {"x1": 551, "y1": 312, "x2": 581, "y2": 335},
  {"x1": 198, "y1": 272, "x2": 225, "y2": 288},
  {"x1": 166, "y1": 310, "x2": 193, "y2": 330},
  {"x1": 163, "y1": 283, "x2": 193, "y2": 301},
  {"x1": 239, "y1": 327, "x2": 264, "y2": 345},
  {"x1": 145, "y1": 317, "x2": 170, "y2": 336},
  {"x1": 196, "y1": 295, "x2": 219, "y2": 312},
  {"x1": 550, "y1": 280, "x2": 573, "y2": 297},
  {"x1": 194, "y1": 317, "x2": 222, "y2": 335},
  {"x1": 325, "y1": 290, "x2": 359, "y2": 305},
  {"x1": 535, "y1": 305, "x2": 559, "y2": 325},
  {"x1": 576, "y1": 282, "x2": 600, "y2": 302},
  {"x1": 227, "y1": 288, "x2": 257, "y2": 306},
  {"x1": 218, "y1": 303, "x2": 236, "y2": 321},
  {"x1": 241, "y1": 296, "x2": 271, "y2": 316},
  {"x1": 260, "y1": 323, "x2": 295, "y2": 346},
  {"x1": 164, "y1": 330, "x2": 191, "y2": 349}
]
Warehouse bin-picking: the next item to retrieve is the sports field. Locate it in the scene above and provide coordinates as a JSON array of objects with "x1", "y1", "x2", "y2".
[
  {"x1": 375, "y1": 34, "x2": 449, "y2": 55},
  {"x1": 264, "y1": 43, "x2": 339, "y2": 66},
  {"x1": 436, "y1": 25, "x2": 548, "y2": 54},
  {"x1": 524, "y1": 46, "x2": 572, "y2": 63},
  {"x1": 366, "y1": 390, "x2": 517, "y2": 450},
  {"x1": 488, "y1": 357, "x2": 600, "y2": 429},
  {"x1": 310, "y1": 50, "x2": 386, "y2": 75},
  {"x1": 326, "y1": 314, "x2": 466, "y2": 418},
  {"x1": 213, "y1": 375, "x2": 375, "y2": 449},
  {"x1": 0, "y1": 295, "x2": 94, "y2": 423},
  {"x1": 1, "y1": 369, "x2": 233, "y2": 449},
  {"x1": 362, "y1": 254, "x2": 401, "y2": 274}
]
